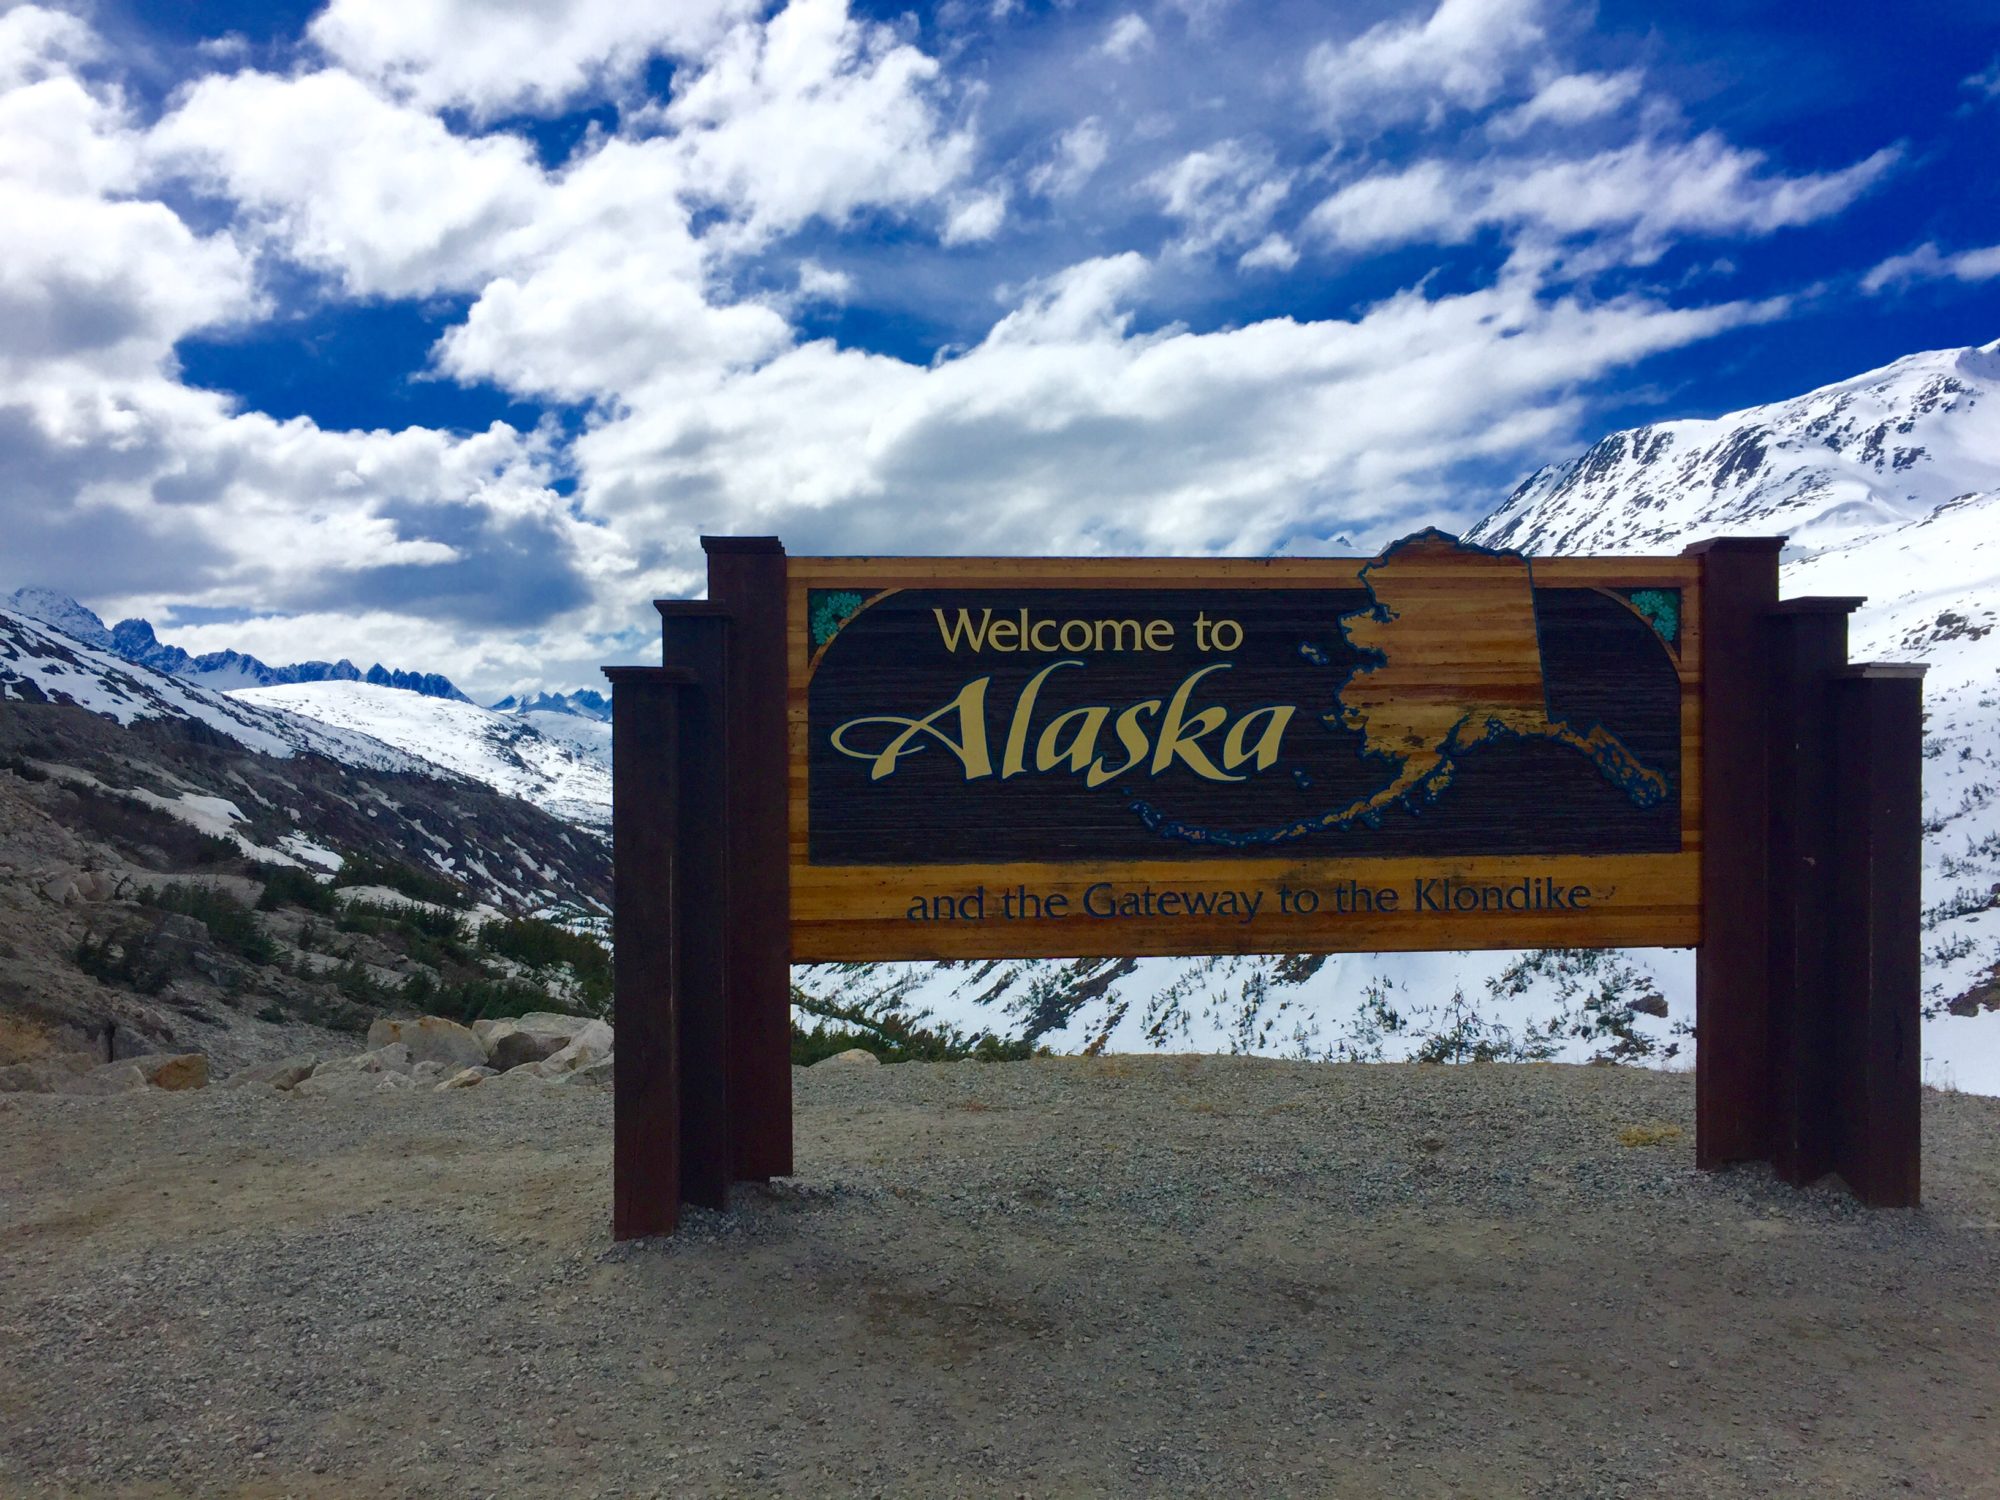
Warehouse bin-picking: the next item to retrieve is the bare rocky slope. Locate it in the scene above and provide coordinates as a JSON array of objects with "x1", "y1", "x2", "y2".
[{"x1": 0, "y1": 699, "x2": 610, "y2": 1072}]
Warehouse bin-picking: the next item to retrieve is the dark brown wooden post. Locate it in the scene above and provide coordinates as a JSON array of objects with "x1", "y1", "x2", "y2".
[
  {"x1": 605, "y1": 664, "x2": 695, "y2": 1240},
  {"x1": 1762, "y1": 597, "x2": 1861, "y2": 1185},
  {"x1": 655, "y1": 605, "x2": 735, "y2": 1211},
  {"x1": 700, "y1": 537, "x2": 794, "y2": 1182},
  {"x1": 1831, "y1": 664, "x2": 1927, "y2": 1207},
  {"x1": 1684, "y1": 536, "x2": 1783, "y2": 1169}
]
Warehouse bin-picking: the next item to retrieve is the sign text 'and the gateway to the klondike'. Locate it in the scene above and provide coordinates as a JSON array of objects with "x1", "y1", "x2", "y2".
[{"x1": 787, "y1": 531, "x2": 1701, "y2": 960}]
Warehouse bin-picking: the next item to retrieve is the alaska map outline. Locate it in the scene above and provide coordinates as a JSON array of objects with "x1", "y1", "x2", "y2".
[{"x1": 1130, "y1": 531, "x2": 1672, "y2": 847}]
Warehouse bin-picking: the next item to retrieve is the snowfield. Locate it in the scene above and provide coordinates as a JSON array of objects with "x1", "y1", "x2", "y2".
[
  {"x1": 0, "y1": 607, "x2": 425, "y2": 774},
  {"x1": 232, "y1": 682, "x2": 612, "y2": 830}
]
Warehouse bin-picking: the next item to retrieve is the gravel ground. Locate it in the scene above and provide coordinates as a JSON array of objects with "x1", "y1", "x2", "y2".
[{"x1": 2, "y1": 1057, "x2": 1997, "y2": 1498}]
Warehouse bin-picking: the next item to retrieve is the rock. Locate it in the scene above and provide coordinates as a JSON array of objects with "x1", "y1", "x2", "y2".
[
  {"x1": 293, "y1": 1070, "x2": 384, "y2": 1099},
  {"x1": 75, "y1": 869, "x2": 128, "y2": 902},
  {"x1": 482, "y1": 1023, "x2": 571, "y2": 1072},
  {"x1": 0, "y1": 1064, "x2": 50, "y2": 1094},
  {"x1": 374, "y1": 1073, "x2": 416, "y2": 1092},
  {"x1": 411, "y1": 1060, "x2": 446, "y2": 1083},
  {"x1": 813, "y1": 1048, "x2": 881, "y2": 1068},
  {"x1": 558, "y1": 1057, "x2": 615, "y2": 1089},
  {"x1": 515, "y1": 1012, "x2": 601, "y2": 1038},
  {"x1": 67, "y1": 1064, "x2": 150, "y2": 1096},
  {"x1": 311, "y1": 1043, "x2": 412, "y2": 1078},
  {"x1": 108, "y1": 1025, "x2": 162, "y2": 1062},
  {"x1": 479, "y1": 1013, "x2": 604, "y2": 1072},
  {"x1": 365, "y1": 1017, "x2": 486, "y2": 1072},
  {"x1": 127, "y1": 1053, "x2": 208, "y2": 1091},
  {"x1": 436, "y1": 1066, "x2": 496, "y2": 1091},
  {"x1": 38, "y1": 872, "x2": 81, "y2": 904},
  {"x1": 220, "y1": 1056, "x2": 316, "y2": 1091},
  {"x1": 0, "y1": 1058, "x2": 91, "y2": 1093},
  {"x1": 535, "y1": 1020, "x2": 614, "y2": 1076}
]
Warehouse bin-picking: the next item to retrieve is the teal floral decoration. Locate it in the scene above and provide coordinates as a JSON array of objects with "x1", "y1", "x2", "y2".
[
  {"x1": 1625, "y1": 588, "x2": 1680, "y2": 646},
  {"x1": 809, "y1": 589, "x2": 866, "y2": 648}
]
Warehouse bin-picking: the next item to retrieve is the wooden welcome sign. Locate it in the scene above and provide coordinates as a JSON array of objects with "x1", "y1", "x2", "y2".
[
  {"x1": 606, "y1": 532, "x2": 1925, "y2": 1237},
  {"x1": 790, "y1": 534, "x2": 1697, "y2": 961}
]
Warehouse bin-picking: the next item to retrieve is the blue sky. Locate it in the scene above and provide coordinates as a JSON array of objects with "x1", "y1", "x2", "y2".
[{"x1": 2, "y1": 0, "x2": 1996, "y2": 697}]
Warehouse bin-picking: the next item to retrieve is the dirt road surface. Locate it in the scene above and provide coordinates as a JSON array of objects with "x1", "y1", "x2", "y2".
[{"x1": 2, "y1": 1058, "x2": 1997, "y2": 1497}]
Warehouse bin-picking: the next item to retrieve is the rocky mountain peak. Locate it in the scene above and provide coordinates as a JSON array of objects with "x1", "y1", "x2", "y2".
[{"x1": 2, "y1": 588, "x2": 116, "y2": 652}]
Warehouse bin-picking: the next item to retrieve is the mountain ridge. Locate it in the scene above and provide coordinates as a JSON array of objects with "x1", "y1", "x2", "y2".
[
  {"x1": 1471, "y1": 338, "x2": 2000, "y2": 560},
  {"x1": 1467, "y1": 336, "x2": 2000, "y2": 1078},
  {"x1": 0, "y1": 590, "x2": 473, "y2": 704},
  {"x1": 489, "y1": 689, "x2": 611, "y2": 721}
]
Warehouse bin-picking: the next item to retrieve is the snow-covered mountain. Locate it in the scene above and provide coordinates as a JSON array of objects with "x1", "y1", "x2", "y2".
[
  {"x1": 3, "y1": 587, "x2": 121, "y2": 652},
  {"x1": 2, "y1": 602, "x2": 611, "y2": 831},
  {"x1": 2, "y1": 602, "x2": 613, "y2": 916},
  {"x1": 1469, "y1": 339, "x2": 2000, "y2": 1088},
  {"x1": 1474, "y1": 340, "x2": 2000, "y2": 559},
  {"x1": 234, "y1": 682, "x2": 612, "y2": 830},
  {"x1": 490, "y1": 689, "x2": 611, "y2": 721},
  {"x1": 0, "y1": 590, "x2": 471, "y2": 702},
  {"x1": 1, "y1": 605, "x2": 427, "y2": 774}
]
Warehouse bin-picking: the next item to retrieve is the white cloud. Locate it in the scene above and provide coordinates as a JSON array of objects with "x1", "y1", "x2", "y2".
[
  {"x1": 1305, "y1": 159, "x2": 1458, "y2": 249},
  {"x1": 1305, "y1": 0, "x2": 1546, "y2": 138},
  {"x1": 566, "y1": 253, "x2": 1785, "y2": 572},
  {"x1": 796, "y1": 259, "x2": 854, "y2": 301},
  {"x1": 0, "y1": 0, "x2": 1927, "y2": 702},
  {"x1": 0, "y1": 4, "x2": 95, "y2": 92},
  {"x1": 1099, "y1": 14, "x2": 1155, "y2": 62},
  {"x1": 429, "y1": 145, "x2": 793, "y2": 401},
  {"x1": 0, "y1": 15, "x2": 629, "y2": 692},
  {"x1": 148, "y1": 0, "x2": 974, "y2": 408},
  {"x1": 1027, "y1": 116, "x2": 1108, "y2": 199},
  {"x1": 1147, "y1": 139, "x2": 1292, "y2": 256},
  {"x1": 308, "y1": 0, "x2": 759, "y2": 119},
  {"x1": 943, "y1": 185, "x2": 1009, "y2": 244},
  {"x1": 1487, "y1": 70, "x2": 1642, "y2": 139},
  {"x1": 1238, "y1": 233, "x2": 1298, "y2": 272},
  {"x1": 1308, "y1": 134, "x2": 1898, "y2": 261},
  {"x1": 1963, "y1": 55, "x2": 2000, "y2": 102},
  {"x1": 1862, "y1": 241, "x2": 2000, "y2": 294},
  {"x1": 656, "y1": 0, "x2": 974, "y2": 246},
  {"x1": 0, "y1": 184, "x2": 254, "y2": 384},
  {"x1": 0, "y1": 37, "x2": 253, "y2": 389},
  {"x1": 151, "y1": 68, "x2": 546, "y2": 298}
]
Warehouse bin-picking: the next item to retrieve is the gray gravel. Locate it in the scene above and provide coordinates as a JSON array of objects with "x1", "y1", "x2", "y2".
[{"x1": 2, "y1": 1057, "x2": 1997, "y2": 1497}]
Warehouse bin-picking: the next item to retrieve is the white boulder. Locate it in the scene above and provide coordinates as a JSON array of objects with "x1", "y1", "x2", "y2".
[
  {"x1": 311, "y1": 1042, "x2": 411, "y2": 1078},
  {"x1": 535, "y1": 1020, "x2": 614, "y2": 1076},
  {"x1": 221, "y1": 1056, "x2": 316, "y2": 1091},
  {"x1": 813, "y1": 1048, "x2": 881, "y2": 1068},
  {"x1": 365, "y1": 1017, "x2": 486, "y2": 1072},
  {"x1": 478, "y1": 1012, "x2": 605, "y2": 1072}
]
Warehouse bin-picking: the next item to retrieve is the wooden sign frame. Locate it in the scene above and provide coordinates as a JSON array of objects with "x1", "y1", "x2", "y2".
[{"x1": 606, "y1": 533, "x2": 1926, "y2": 1236}]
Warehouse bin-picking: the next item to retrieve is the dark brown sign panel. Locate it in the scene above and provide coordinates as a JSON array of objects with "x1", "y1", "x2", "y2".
[{"x1": 788, "y1": 532, "x2": 1702, "y2": 959}]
